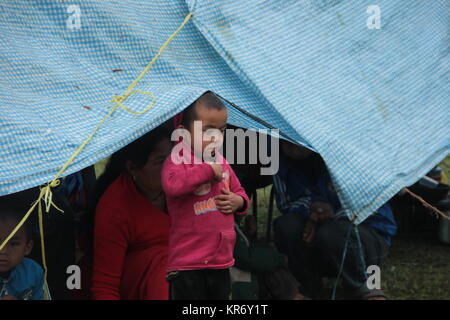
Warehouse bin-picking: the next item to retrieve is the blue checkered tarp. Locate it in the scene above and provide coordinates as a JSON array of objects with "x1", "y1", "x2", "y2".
[{"x1": 0, "y1": 0, "x2": 448, "y2": 223}]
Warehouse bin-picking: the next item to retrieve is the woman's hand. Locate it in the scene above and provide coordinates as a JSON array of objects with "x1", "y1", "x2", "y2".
[{"x1": 214, "y1": 188, "x2": 244, "y2": 214}]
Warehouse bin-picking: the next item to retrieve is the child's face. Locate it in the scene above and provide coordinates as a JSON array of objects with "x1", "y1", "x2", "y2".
[
  {"x1": 186, "y1": 101, "x2": 227, "y2": 160},
  {"x1": 0, "y1": 219, "x2": 33, "y2": 273}
]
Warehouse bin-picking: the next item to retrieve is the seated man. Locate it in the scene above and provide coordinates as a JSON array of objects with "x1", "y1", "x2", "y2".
[{"x1": 272, "y1": 140, "x2": 397, "y2": 300}]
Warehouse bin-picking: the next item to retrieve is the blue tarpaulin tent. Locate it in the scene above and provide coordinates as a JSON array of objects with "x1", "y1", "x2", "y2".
[{"x1": 0, "y1": 0, "x2": 448, "y2": 223}]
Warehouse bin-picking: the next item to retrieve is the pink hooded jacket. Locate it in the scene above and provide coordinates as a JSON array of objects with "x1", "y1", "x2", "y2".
[{"x1": 161, "y1": 144, "x2": 249, "y2": 272}]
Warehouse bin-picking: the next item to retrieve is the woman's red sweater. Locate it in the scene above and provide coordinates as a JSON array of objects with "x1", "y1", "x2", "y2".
[{"x1": 91, "y1": 173, "x2": 170, "y2": 300}]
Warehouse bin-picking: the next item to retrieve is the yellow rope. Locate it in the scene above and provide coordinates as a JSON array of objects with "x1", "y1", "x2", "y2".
[
  {"x1": 0, "y1": 12, "x2": 193, "y2": 299},
  {"x1": 38, "y1": 200, "x2": 50, "y2": 300}
]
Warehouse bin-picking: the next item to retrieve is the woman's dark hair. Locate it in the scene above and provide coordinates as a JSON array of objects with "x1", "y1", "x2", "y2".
[{"x1": 82, "y1": 125, "x2": 171, "y2": 256}]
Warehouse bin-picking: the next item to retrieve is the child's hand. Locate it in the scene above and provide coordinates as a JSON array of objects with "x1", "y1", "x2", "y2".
[
  {"x1": 215, "y1": 188, "x2": 244, "y2": 214},
  {"x1": 208, "y1": 163, "x2": 223, "y2": 182}
]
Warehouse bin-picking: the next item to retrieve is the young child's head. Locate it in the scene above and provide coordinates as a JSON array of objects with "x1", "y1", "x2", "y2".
[
  {"x1": 0, "y1": 195, "x2": 34, "y2": 273},
  {"x1": 179, "y1": 91, "x2": 227, "y2": 159}
]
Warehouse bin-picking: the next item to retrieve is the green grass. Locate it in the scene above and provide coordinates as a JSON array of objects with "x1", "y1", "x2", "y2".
[
  {"x1": 439, "y1": 156, "x2": 450, "y2": 184},
  {"x1": 382, "y1": 237, "x2": 450, "y2": 299},
  {"x1": 94, "y1": 158, "x2": 109, "y2": 178}
]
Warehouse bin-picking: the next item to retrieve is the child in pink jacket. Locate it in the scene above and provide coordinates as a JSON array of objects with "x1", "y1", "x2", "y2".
[{"x1": 162, "y1": 92, "x2": 249, "y2": 300}]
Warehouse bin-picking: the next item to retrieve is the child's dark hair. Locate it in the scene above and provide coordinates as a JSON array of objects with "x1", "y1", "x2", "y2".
[
  {"x1": 0, "y1": 192, "x2": 35, "y2": 242},
  {"x1": 82, "y1": 125, "x2": 171, "y2": 256},
  {"x1": 181, "y1": 91, "x2": 226, "y2": 129}
]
